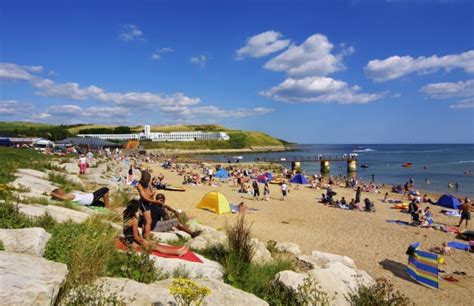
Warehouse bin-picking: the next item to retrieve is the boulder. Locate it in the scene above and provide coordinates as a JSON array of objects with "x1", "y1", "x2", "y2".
[
  {"x1": 251, "y1": 238, "x2": 273, "y2": 264},
  {"x1": 18, "y1": 203, "x2": 91, "y2": 223},
  {"x1": 10, "y1": 175, "x2": 58, "y2": 194},
  {"x1": 151, "y1": 230, "x2": 192, "y2": 242},
  {"x1": 307, "y1": 261, "x2": 374, "y2": 306},
  {"x1": 0, "y1": 251, "x2": 68, "y2": 305},
  {"x1": 188, "y1": 230, "x2": 228, "y2": 251},
  {"x1": 95, "y1": 277, "x2": 268, "y2": 305},
  {"x1": 16, "y1": 168, "x2": 48, "y2": 180},
  {"x1": 62, "y1": 162, "x2": 80, "y2": 174},
  {"x1": 275, "y1": 242, "x2": 302, "y2": 255},
  {"x1": 188, "y1": 220, "x2": 217, "y2": 232},
  {"x1": 274, "y1": 270, "x2": 307, "y2": 291},
  {"x1": 151, "y1": 253, "x2": 224, "y2": 280},
  {"x1": 0, "y1": 228, "x2": 51, "y2": 256},
  {"x1": 297, "y1": 250, "x2": 356, "y2": 269},
  {"x1": 46, "y1": 170, "x2": 86, "y2": 189}
]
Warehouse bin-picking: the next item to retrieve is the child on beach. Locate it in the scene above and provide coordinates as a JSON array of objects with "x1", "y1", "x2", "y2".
[{"x1": 281, "y1": 181, "x2": 288, "y2": 201}]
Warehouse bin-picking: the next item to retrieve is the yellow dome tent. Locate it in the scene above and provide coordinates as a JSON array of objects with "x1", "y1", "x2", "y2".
[{"x1": 196, "y1": 191, "x2": 231, "y2": 214}]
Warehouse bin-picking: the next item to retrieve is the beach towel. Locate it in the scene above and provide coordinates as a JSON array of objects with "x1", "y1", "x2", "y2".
[
  {"x1": 406, "y1": 243, "x2": 439, "y2": 289},
  {"x1": 115, "y1": 239, "x2": 203, "y2": 263},
  {"x1": 447, "y1": 241, "x2": 470, "y2": 251},
  {"x1": 442, "y1": 210, "x2": 461, "y2": 218},
  {"x1": 230, "y1": 204, "x2": 259, "y2": 213}
]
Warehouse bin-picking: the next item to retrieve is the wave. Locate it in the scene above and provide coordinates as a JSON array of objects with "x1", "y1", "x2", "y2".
[{"x1": 353, "y1": 148, "x2": 375, "y2": 153}]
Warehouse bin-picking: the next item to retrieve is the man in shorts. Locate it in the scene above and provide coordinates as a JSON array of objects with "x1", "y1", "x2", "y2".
[
  {"x1": 148, "y1": 193, "x2": 201, "y2": 238},
  {"x1": 51, "y1": 187, "x2": 110, "y2": 208},
  {"x1": 458, "y1": 197, "x2": 472, "y2": 229}
]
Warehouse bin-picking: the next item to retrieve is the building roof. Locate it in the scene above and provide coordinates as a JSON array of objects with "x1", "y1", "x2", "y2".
[{"x1": 57, "y1": 137, "x2": 117, "y2": 147}]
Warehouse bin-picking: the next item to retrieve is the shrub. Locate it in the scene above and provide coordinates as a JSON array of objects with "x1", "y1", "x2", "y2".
[
  {"x1": 268, "y1": 277, "x2": 332, "y2": 306},
  {"x1": 0, "y1": 201, "x2": 34, "y2": 229},
  {"x1": 345, "y1": 278, "x2": 411, "y2": 306},
  {"x1": 0, "y1": 240, "x2": 4, "y2": 251},
  {"x1": 172, "y1": 264, "x2": 192, "y2": 279},
  {"x1": 110, "y1": 188, "x2": 132, "y2": 208},
  {"x1": 59, "y1": 281, "x2": 129, "y2": 306},
  {"x1": 225, "y1": 213, "x2": 254, "y2": 263},
  {"x1": 169, "y1": 278, "x2": 211, "y2": 306},
  {"x1": 106, "y1": 250, "x2": 167, "y2": 283}
]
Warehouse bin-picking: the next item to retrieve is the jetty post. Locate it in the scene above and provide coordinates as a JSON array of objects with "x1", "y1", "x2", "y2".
[
  {"x1": 347, "y1": 159, "x2": 357, "y2": 172},
  {"x1": 320, "y1": 160, "x2": 330, "y2": 173}
]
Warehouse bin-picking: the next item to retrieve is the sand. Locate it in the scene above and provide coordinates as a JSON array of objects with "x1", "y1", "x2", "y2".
[{"x1": 141, "y1": 162, "x2": 473, "y2": 305}]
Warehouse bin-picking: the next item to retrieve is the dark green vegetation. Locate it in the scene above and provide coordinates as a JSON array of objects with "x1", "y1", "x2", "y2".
[
  {"x1": 77, "y1": 126, "x2": 131, "y2": 135},
  {"x1": 0, "y1": 122, "x2": 80, "y2": 140},
  {"x1": 0, "y1": 147, "x2": 48, "y2": 184},
  {"x1": 345, "y1": 278, "x2": 411, "y2": 306}
]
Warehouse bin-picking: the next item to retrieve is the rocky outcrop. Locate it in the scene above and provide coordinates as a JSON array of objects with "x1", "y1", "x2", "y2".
[
  {"x1": 275, "y1": 242, "x2": 302, "y2": 255},
  {"x1": 275, "y1": 251, "x2": 374, "y2": 306},
  {"x1": 0, "y1": 251, "x2": 68, "y2": 305},
  {"x1": 151, "y1": 253, "x2": 224, "y2": 280},
  {"x1": 187, "y1": 230, "x2": 228, "y2": 251},
  {"x1": 0, "y1": 228, "x2": 51, "y2": 256},
  {"x1": 95, "y1": 277, "x2": 268, "y2": 305},
  {"x1": 10, "y1": 174, "x2": 58, "y2": 195},
  {"x1": 151, "y1": 230, "x2": 192, "y2": 242},
  {"x1": 18, "y1": 203, "x2": 91, "y2": 223},
  {"x1": 46, "y1": 170, "x2": 86, "y2": 189},
  {"x1": 251, "y1": 238, "x2": 273, "y2": 264},
  {"x1": 62, "y1": 162, "x2": 80, "y2": 175}
]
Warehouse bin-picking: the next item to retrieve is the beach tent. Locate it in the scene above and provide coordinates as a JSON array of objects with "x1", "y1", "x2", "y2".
[
  {"x1": 257, "y1": 174, "x2": 269, "y2": 183},
  {"x1": 406, "y1": 242, "x2": 439, "y2": 289},
  {"x1": 436, "y1": 194, "x2": 461, "y2": 209},
  {"x1": 290, "y1": 173, "x2": 308, "y2": 184},
  {"x1": 196, "y1": 191, "x2": 231, "y2": 214},
  {"x1": 265, "y1": 172, "x2": 273, "y2": 181},
  {"x1": 215, "y1": 169, "x2": 229, "y2": 179}
]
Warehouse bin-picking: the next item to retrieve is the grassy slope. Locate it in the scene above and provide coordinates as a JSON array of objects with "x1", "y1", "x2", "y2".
[{"x1": 0, "y1": 147, "x2": 49, "y2": 184}]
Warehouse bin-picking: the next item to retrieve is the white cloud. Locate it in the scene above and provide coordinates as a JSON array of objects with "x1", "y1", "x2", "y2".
[
  {"x1": 32, "y1": 79, "x2": 104, "y2": 100},
  {"x1": 32, "y1": 104, "x2": 129, "y2": 122},
  {"x1": 365, "y1": 50, "x2": 474, "y2": 82},
  {"x1": 0, "y1": 63, "x2": 43, "y2": 81},
  {"x1": 161, "y1": 104, "x2": 274, "y2": 121},
  {"x1": 264, "y1": 34, "x2": 348, "y2": 77},
  {"x1": 119, "y1": 24, "x2": 146, "y2": 42},
  {"x1": 449, "y1": 98, "x2": 474, "y2": 110},
  {"x1": 190, "y1": 55, "x2": 207, "y2": 67},
  {"x1": 236, "y1": 30, "x2": 291, "y2": 59},
  {"x1": 421, "y1": 79, "x2": 474, "y2": 99},
  {"x1": 151, "y1": 47, "x2": 174, "y2": 60},
  {"x1": 261, "y1": 76, "x2": 384, "y2": 104},
  {"x1": 0, "y1": 100, "x2": 35, "y2": 115}
]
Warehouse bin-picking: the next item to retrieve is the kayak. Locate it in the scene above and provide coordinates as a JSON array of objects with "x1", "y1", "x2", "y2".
[{"x1": 164, "y1": 185, "x2": 186, "y2": 192}]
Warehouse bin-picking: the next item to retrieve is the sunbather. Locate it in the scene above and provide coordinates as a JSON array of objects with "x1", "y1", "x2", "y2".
[
  {"x1": 123, "y1": 200, "x2": 188, "y2": 256},
  {"x1": 429, "y1": 242, "x2": 451, "y2": 256},
  {"x1": 50, "y1": 187, "x2": 110, "y2": 208}
]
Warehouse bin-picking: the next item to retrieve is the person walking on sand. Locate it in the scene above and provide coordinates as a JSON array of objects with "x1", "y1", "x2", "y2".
[
  {"x1": 252, "y1": 179, "x2": 260, "y2": 201},
  {"x1": 281, "y1": 181, "x2": 288, "y2": 201},
  {"x1": 263, "y1": 182, "x2": 270, "y2": 201},
  {"x1": 355, "y1": 186, "x2": 362, "y2": 203},
  {"x1": 458, "y1": 198, "x2": 471, "y2": 229}
]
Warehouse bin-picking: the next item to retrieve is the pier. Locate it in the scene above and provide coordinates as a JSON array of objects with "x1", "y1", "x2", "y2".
[{"x1": 255, "y1": 155, "x2": 358, "y2": 173}]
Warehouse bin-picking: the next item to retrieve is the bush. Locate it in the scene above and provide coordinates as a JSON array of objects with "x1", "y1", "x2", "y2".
[
  {"x1": 169, "y1": 278, "x2": 211, "y2": 306},
  {"x1": 225, "y1": 213, "x2": 254, "y2": 263},
  {"x1": 110, "y1": 188, "x2": 132, "y2": 208},
  {"x1": 59, "y1": 282, "x2": 129, "y2": 306},
  {"x1": 106, "y1": 250, "x2": 167, "y2": 283},
  {"x1": 268, "y1": 277, "x2": 332, "y2": 306},
  {"x1": 0, "y1": 240, "x2": 4, "y2": 251},
  {"x1": 345, "y1": 278, "x2": 411, "y2": 306}
]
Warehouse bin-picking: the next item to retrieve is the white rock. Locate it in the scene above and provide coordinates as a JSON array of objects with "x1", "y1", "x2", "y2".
[
  {"x1": 10, "y1": 175, "x2": 58, "y2": 194},
  {"x1": 188, "y1": 220, "x2": 217, "y2": 232},
  {"x1": 46, "y1": 170, "x2": 86, "y2": 189},
  {"x1": 188, "y1": 230, "x2": 228, "y2": 250},
  {"x1": 151, "y1": 253, "x2": 224, "y2": 280},
  {"x1": 62, "y1": 162, "x2": 80, "y2": 174},
  {"x1": 151, "y1": 230, "x2": 192, "y2": 242},
  {"x1": 18, "y1": 203, "x2": 91, "y2": 223},
  {"x1": 251, "y1": 238, "x2": 273, "y2": 264},
  {"x1": 297, "y1": 250, "x2": 356, "y2": 269},
  {"x1": 307, "y1": 261, "x2": 374, "y2": 306},
  {"x1": 0, "y1": 228, "x2": 51, "y2": 256},
  {"x1": 274, "y1": 270, "x2": 307, "y2": 291},
  {"x1": 16, "y1": 168, "x2": 48, "y2": 180},
  {"x1": 95, "y1": 277, "x2": 268, "y2": 305},
  {"x1": 0, "y1": 251, "x2": 68, "y2": 305},
  {"x1": 275, "y1": 242, "x2": 302, "y2": 255}
]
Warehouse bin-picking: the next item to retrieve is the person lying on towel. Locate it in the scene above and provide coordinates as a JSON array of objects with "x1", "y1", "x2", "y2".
[
  {"x1": 144, "y1": 193, "x2": 202, "y2": 238},
  {"x1": 123, "y1": 199, "x2": 188, "y2": 256},
  {"x1": 50, "y1": 187, "x2": 110, "y2": 208}
]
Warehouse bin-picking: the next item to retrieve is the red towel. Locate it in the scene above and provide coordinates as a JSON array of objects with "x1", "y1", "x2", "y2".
[{"x1": 115, "y1": 239, "x2": 203, "y2": 263}]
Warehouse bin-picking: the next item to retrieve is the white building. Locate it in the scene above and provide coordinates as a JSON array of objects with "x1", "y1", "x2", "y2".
[{"x1": 77, "y1": 125, "x2": 230, "y2": 142}]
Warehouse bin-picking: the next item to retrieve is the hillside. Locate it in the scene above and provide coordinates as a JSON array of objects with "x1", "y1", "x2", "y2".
[{"x1": 0, "y1": 122, "x2": 293, "y2": 151}]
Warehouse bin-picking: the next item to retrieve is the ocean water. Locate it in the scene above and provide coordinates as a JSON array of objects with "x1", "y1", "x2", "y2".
[{"x1": 195, "y1": 144, "x2": 474, "y2": 198}]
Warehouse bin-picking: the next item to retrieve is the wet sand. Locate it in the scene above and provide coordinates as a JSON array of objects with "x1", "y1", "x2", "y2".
[{"x1": 144, "y1": 162, "x2": 473, "y2": 305}]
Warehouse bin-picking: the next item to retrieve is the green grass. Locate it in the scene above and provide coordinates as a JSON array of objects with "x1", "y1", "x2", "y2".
[
  {"x1": 0, "y1": 147, "x2": 49, "y2": 184},
  {"x1": 48, "y1": 172, "x2": 84, "y2": 192}
]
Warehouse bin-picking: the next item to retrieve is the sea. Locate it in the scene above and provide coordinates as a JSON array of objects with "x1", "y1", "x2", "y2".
[{"x1": 195, "y1": 144, "x2": 474, "y2": 198}]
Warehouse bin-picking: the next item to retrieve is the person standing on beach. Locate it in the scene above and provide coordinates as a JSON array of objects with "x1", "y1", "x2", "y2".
[
  {"x1": 252, "y1": 179, "x2": 260, "y2": 201},
  {"x1": 78, "y1": 154, "x2": 87, "y2": 175},
  {"x1": 281, "y1": 181, "x2": 288, "y2": 201},
  {"x1": 136, "y1": 171, "x2": 165, "y2": 240},
  {"x1": 263, "y1": 182, "x2": 270, "y2": 201},
  {"x1": 458, "y1": 198, "x2": 471, "y2": 229},
  {"x1": 371, "y1": 174, "x2": 375, "y2": 183},
  {"x1": 355, "y1": 186, "x2": 362, "y2": 203}
]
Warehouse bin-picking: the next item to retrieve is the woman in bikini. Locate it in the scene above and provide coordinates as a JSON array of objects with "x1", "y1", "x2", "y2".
[
  {"x1": 123, "y1": 199, "x2": 188, "y2": 256},
  {"x1": 137, "y1": 171, "x2": 165, "y2": 240}
]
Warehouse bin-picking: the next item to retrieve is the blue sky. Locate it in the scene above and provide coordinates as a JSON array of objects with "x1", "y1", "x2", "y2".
[{"x1": 1, "y1": 0, "x2": 473, "y2": 143}]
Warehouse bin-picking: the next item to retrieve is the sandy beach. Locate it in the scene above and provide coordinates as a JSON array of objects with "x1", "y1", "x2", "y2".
[{"x1": 143, "y1": 161, "x2": 473, "y2": 306}]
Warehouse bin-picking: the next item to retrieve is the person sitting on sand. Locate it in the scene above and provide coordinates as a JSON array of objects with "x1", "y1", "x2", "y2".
[
  {"x1": 123, "y1": 199, "x2": 188, "y2": 256},
  {"x1": 320, "y1": 193, "x2": 327, "y2": 204},
  {"x1": 51, "y1": 187, "x2": 110, "y2": 208},
  {"x1": 364, "y1": 198, "x2": 375, "y2": 212},
  {"x1": 350, "y1": 198, "x2": 362, "y2": 210},
  {"x1": 420, "y1": 207, "x2": 434, "y2": 227},
  {"x1": 429, "y1": 242, "x2": 451, "y2": 256},
  {"x1": 147, "y1": 193, "x2": 201, "y2": 238}
]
